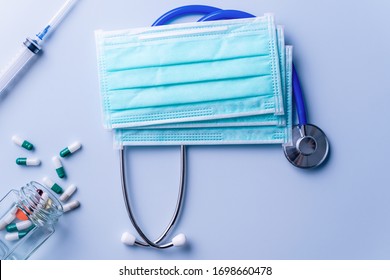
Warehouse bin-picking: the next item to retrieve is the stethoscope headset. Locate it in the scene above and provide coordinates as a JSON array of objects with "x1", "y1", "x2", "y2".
[{"x1": 120, "y1": 5, "x2": 330, "y2": 249}]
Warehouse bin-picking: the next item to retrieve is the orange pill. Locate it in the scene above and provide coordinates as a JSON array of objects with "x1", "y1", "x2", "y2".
[{"x1": 15, "y1": 208, "x2": 29, "y2": 221}]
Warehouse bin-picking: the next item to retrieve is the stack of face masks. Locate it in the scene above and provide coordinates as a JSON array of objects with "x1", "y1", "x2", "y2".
[{"x1": 95, "y1": 14, "x2": 293, "y2": 147}]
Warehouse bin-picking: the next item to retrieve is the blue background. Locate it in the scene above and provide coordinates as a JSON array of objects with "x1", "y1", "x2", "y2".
[{"x1": 0, "y1": 0, "x2": 389, "y2": 259}]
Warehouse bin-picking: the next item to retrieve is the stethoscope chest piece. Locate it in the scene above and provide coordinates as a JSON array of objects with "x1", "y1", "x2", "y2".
[{"x1": 283, "y1": 124, "x2": 329, "y2": 169}]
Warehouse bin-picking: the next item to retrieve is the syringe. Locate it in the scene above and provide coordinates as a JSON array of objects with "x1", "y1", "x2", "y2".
[{"x1": 0, "y1": 0, "x2": 79, "y2": 95}]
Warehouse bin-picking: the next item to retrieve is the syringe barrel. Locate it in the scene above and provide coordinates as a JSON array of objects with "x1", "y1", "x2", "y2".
[{"x1": 0, "y1": 39, "x2": 40, "y2": 95}]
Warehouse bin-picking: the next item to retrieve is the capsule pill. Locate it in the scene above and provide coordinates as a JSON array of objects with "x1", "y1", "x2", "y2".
[
  {"x1": 59, "y1": 184, "x2": 77, "y2": 202},
  {"x1": 12, "y1": 135, "x2": 34, "y2": 150},
  {"x1": 63, "y1": 200, "x2": 80, "y2": 212},
  {"x1": 16, "y1": 158, "x2": 40, "y2": 166},
  {"x1": 6, "y1": 220, "x2": 33, "y2": 232},
  {"x1": 60, "y1": 141, "x2": 81, "y2": 157},
  {"x1": 52, "y1": 156, "x2": 66, "y2": 178},
  {"x1": 42, "y1": 177, "x2": 63, "y2": 194}
]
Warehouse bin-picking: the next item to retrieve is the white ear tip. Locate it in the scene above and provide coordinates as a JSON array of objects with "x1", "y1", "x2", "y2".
[
  {"x1": 172, "y1": 233, "x2": 186, "y2": 247},
  {"x1": 121, "y1": 231, "x2": 136, "y2": 246}
]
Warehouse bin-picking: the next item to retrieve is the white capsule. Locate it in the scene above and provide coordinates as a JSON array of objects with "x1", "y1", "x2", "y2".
[
  {"x1": 59, "y1": 184, "x2": 77, "y2": 202},
  {"x1": 121, "y1": 232, "x2": 136, "y2": 246},
  {"x1": 62, "y1": 200, "x2": 80, "y2": 212},
  {"x1": 0, "y1": 206, "x2": 17, "y2": 230}
]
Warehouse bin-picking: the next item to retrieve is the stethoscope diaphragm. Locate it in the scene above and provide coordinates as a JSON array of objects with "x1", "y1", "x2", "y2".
[{"x1": 283, "y1": 124, "x2": 329, "y2": 168}]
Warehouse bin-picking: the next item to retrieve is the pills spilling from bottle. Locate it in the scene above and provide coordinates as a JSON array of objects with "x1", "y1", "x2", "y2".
[
  {"x1": 16, "y1": 158, "x2": 41, "y2": 166},
  {"x1": 42, "y1": 177, "x2": 63, "y2": 194},
  {"x1": 12, "y1": 135, "x2": 34, "y2": 150},
  {"x1": 1, "y1": 136, "x2": 84, "y2": 249},
  {"x1": 60, "y1": 141, "x2": 82, "y2": 157},
  {"x1": 52, "y1": 156, "x2": 66, "y2": 178}
]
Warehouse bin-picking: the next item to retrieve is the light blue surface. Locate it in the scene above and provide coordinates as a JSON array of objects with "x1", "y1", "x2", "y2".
[{"x1": 0, "y1": 0, "x2": 389, "y2": 260}]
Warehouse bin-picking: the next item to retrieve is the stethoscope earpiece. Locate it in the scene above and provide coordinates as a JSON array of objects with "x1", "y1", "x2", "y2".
[{"x1": 283, "y1": 124, "x2": 329, "y2": 169}]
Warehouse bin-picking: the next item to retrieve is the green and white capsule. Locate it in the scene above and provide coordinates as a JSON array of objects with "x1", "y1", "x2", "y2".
[
  {"x1": 16, "y1": 158, "x2": 40, "y2": 166},
  {"x1": 60, "y1": 141, "x2": 81, "y2": 157},
  {"x1": 12, "y1": 135, "x2": 34, "y2": 150},
  {"x1": 6, "y1": 220, "x2": 33, "y2": 232},
  {"x1": 42, "y1": 177, "x2": 63, "y2": 194},
  {"x1": 52, "y1": 156, "x2": 66, "y2": 178},
  {"x1": 59, "y1": 184, "x2": 77, "y2": 202},
  {"x1": 5, "y1": 225, "x2": 35, "y2": 241}
]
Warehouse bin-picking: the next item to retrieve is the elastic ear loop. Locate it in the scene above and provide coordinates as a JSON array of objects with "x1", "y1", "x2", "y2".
[{"x1": 121, "y1": 5, "x2": 221, "y2": 249}]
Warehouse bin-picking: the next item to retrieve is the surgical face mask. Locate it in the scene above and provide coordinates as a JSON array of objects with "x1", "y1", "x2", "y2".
[
  {"x1": 144, "y1": 25, "x2": 287, "y2": 129},
  {"x1": 95, "y1": 15, "x2": 284, "y2": 129},
  {"x1": 113, "y1": 46, "x2": 293, "y2": 147}
]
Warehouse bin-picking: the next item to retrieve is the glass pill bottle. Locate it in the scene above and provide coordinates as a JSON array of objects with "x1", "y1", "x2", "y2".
[{"x1": 0, "y1": 181, "x2": 63, "y2": 260}]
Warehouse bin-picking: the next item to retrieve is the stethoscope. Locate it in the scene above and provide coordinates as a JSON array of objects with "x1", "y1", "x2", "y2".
[{"x1": 120, "y1": 5, "x2": 330, "y2": 249}]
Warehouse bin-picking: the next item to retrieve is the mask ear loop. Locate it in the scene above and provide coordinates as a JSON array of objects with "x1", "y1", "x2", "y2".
[{"x1": 120, "y1": 5, "x2": 221, "y2": 249}]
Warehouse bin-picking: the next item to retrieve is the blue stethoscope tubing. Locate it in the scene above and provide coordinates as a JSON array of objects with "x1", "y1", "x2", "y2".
[{"x1": 121, "y1": 5, "x2": 329, "y2": 250}]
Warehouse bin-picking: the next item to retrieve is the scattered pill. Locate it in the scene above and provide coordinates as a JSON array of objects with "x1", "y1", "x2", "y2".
[
  {"x1": 15, "y1": 208, "x2": 29, "y2": 221},
  {"x1": 12, "y1": 135, "x2": 34, "y2": 150},
  {"x1": 59, "y1": 184, "x2": 77, "y2": 202},
  {"x1": 5, "y1": 225, "x2": 35, "y2": 241},
  {"x1": 121, "y1": 232, "x2": 136, "y2": 246},
  {"x1": 6, "y1": 220, "x2": 33, "y2": 232},
  {"x1": 0, "y1": 206, "x2": 18, "y2": 230},
  {"x1": 62, "y1": 200, "x2": 80, "y2": 212},
  {"x1": 42, "y1": 177, "x2": 63, "y2": 194},
  {"x1": 15, "y1": 158, "x2": 41, "y2": 166},
  {"x1": 52, "y1": 156, "x2": 66, "y2": 178},
  {"x1": 60, "y1": 141, "x2": 81, "y2": 157}
]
